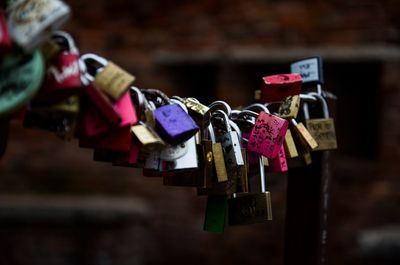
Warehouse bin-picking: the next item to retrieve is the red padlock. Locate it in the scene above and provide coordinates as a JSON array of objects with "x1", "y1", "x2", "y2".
[
  {"x1": 37, "y1": 31, "x2": 81, "y2": 102},
  {"x1": 79, "y1": 125, "x2": 132, "y2": 152},
  {"x1": 0, "y1": 8, "x2": 12, "y2": 52},
  {"x1": 260, "y1": 73, "x2": 302, "y2": 103}
]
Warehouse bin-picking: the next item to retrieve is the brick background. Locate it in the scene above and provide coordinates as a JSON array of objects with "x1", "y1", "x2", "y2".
[{"x1": 0, "y1": 0, "x2": 400, "y2": 265}]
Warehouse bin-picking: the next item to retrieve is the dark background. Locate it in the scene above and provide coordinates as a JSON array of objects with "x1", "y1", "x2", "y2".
[{"x1": 0, "y1": 0, "x2": 400, "y2": 264}]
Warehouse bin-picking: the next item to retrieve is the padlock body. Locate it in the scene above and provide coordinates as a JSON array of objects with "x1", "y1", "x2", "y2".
[
  {"x1": 7, "y1": 0, "x2": 70, "y2": 51},
  {"x1": 293, "y1": 122, "x2": 318, "y2": 151},
  {"x1": 160, "y1": 136, "x2": 198, "y2": 171},
  {"x1": 228, "y1": 192, "x2": 272, "y2": 225},
  {"x1": 47, "y1": 52, "x2": 81, "y2": 90},
  {"x1": 0, "y1": 9, "x2": 12, "y2": 51},
  {"x1": 283, "y1": 129, "x2": 299, "y2": 158},
  {"x1": 278, "y1": 95, "x2": 300, "y2": 119},
  {"x1": 218, "y1": 131, "x2": 244, "y2": 168},
  {"x1": 247, "y1": 111, "x2": 288, "y2": 159},
  {"x1": 261, "y1": 73, "x2": 302, "y2": 102},
  {"x1": 182, "y1": 98, "x2": 211, "y2": 127},
  {"x1": 131, "y1": 124, "x2": 165, "y2": 152},
  {"x1": 154, "y1": 103, "x2": 199, "y2": 146},
  {"x1": 93, "y1": 61, "x2": 134, "y2": 100},
  {"x1": 204, "y1": 195, "x2": 227, "y2": 233},
  {"x1": 268, "y1": 144, "x2": 288, "y2": 173},
  {"x1": 305, "y1": 118, "x2": 338, "y2": 151}
]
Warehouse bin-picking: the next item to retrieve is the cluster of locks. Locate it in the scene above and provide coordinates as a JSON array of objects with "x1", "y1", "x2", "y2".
[{"x1": 0, "y1": 0, "x2": 338, "y2": 232}]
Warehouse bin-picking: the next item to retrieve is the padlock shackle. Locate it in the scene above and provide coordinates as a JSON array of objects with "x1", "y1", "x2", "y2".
[
  {"x1": 52, "y1": 31, "x2": 78, "y2": 53},
  {"x1": 211, "y1": 109, "x2": 231, "y2": 132},
  {"x1": 130, "y1": 86, "x2": 145, "y2": 115},
  {"x1": 259, "y1": 156, "x2": 266, "y2": 192},
  {"x1": 207, "y1": 123, "x2": 216, "y2": 143},
  {"x1": 141, "y1": 88, "x2": 170, "y2": 106},
  {"x1": 209, "y1": 101, "x2": 231, "y2": 116},
  {"x1": 243, "y1": 103, "x2": 270, "y2": 114},
  {"x1": 309, "y1": 92, "x2": 329, "y2": 117},
  {"x1": 170, "y1": 98, "x2": 188, "y2": 113},
  {"x1": 229, "y1": 120, "x2": 242, "y2": 144},
  {"x1": 300, "y1": 94, "x2": 317, "y2": 102},
  {"x1": 303, "y1": 92, "x2": 330, "y2": 119},
  {"x1": 80, "y1": 53, "x2": 108, "y2": 82}
]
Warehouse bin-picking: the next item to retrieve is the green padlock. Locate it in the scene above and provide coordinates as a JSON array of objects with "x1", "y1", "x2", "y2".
[
  {"x1": 0, "y1": 50, "x2": 45, "y2": 117},
  {"x1": 203, "y1": 195, "x2": 227, "y2": 233}
]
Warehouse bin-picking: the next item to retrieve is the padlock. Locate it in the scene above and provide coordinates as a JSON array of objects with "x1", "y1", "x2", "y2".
[
  {"x1": 83, "y1": 90, "x2": 137, "y2": 137},
  {"x1": 303, "y1": 93, "x2": 338, "y2": 151},
  {"x1": 291, "y1": 57, "x2": 323, "y2": 85},
  {"x1": 283, "y1": 128, "x2": 298, "y2": 158},
  {"x1": 278, "y1": 95, "x2": 300, "y2": 119},
  {"x1": 287, "y1": 121, "x2": 313, "y2": 167},
  {"x1": 80, "y1": 53, "x2": 135, "y2": 100},
  {"x1": 228, "y1": 156, "x2": 273, "y2": 225},
  {"x1": 82, "y1": 82, "x2": 121, "y2": 126},
  {"x1": 159, "y1": 99, "x2": 199, "y2": 172},
  {"x1": 111, "y1": 136, "x2": 142, "y2": 167},
  {"x1": 153, "y1": 102, "x2": 199, "y2": 146},
  {"x1": 131, "y1": 122, "x2": 166, "y2": 152},
  {"x1": 39, "y1": 31, "x2": 81, "y2": 101},
  {"x1": 213, "y1": 110, "x2": 244, "y2": 168},
  {"x1": 260, "y1": 73, "x2": 302, "y2": 102},
  {"x1": 179, "y1": 97, "x2": 211, "y2": 128},
  {"x1": 0, "y1": 50, "x2": 45, "y2": 117},
  {"x1": 291, "y1": 56, "x2": 324, "y2": 96},
  {"x1": 268, "y1": 144, "x2": 288, "y2": 173},
  {"x1": 0, "y1": 8, "x2": 12, "y2": 52},
  {"x1": 203, "y1": 195, "x2": 227, "y2": 233},
  {"x1": 79, "y1": 125, "x2": 132, "y2": 152},
  {"x1": 291, "y1": 119, "x2": 318, "y2": 151},
  {"x1": 7, "y1": 0, "x2": 70, "y2": 51},
  {"x1": 247, "y1": 110, "x2": 289, "y2": 159},
  {"x1": 196, "y1": 124, "x2": 237, "y2": 196}
]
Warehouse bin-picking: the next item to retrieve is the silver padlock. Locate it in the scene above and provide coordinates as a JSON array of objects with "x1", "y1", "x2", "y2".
[
  {"x1": 7, "y1": 0, "x2": 71, "y2": 51},
  {"x1": 213, "y1": 110, "x2": 244, "y2": 168}
]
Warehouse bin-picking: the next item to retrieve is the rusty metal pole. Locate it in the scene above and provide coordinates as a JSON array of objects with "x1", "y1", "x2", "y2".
[{"x1": 284, "y1": 150, "x2": 332, "y2": 265}]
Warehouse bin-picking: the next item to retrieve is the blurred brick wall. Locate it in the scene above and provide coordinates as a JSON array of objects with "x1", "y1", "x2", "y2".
[{"x1": 0, "y1": 1, "x2": 400, "y2": 265}]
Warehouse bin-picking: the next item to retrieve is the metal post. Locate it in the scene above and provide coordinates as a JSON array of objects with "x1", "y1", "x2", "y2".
[{"x1": 284, "y1": 151, "x2": 332, "y2": 265}]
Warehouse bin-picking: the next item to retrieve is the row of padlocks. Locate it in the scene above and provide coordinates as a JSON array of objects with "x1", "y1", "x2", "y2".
[{"x1": 0, "y1": 0, "x2": 337, "y2": 232}]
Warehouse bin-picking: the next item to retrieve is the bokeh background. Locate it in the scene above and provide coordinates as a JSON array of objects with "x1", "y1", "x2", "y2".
[{"x1": 1, "y1": 0, "x2": 400, "y2": 264}]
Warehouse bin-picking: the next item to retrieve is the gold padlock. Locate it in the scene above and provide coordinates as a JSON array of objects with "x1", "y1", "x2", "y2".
[
  {"x1": 81, "y1": 53, "x2": 135, "y2": 100},
  {"x1": 228, "y1": 156, "x2": 272, "y2": 225},
  {"x1": 291, "y1": 119, "x2": 318, "y2": 151},
  {"x1": 181, "y1": 97, "x2": 211, "y2": 127},
  {"x1": 278, "y1": 95, "x2": 300, "y2": 119},
  {"x1": 283, "y1": 128, "x2": 299, "y2": 158},
  {"x1": 131, "y1": 123, "x2": 165, "y2": 152},
  {"x1": 303, "y1": 93, "x2": 338, "y2": 151}
]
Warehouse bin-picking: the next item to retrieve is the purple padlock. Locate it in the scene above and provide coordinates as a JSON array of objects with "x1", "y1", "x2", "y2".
[{"x1": 154, "y1": 103, "x2": 199, "y2": 145}]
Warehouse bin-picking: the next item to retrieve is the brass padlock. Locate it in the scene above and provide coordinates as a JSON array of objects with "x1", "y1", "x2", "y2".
[
  {"x1": 283, "y1": 128, "x2": 299, "y2": 158},
  {"x1": 228, "y1": 156, "x2": 272, "y2": 225},
  {"x1": 278, "y1": 95, "x2": 300, "y2": 119},
  {"x1": 303, "y1": 93, "x2": 338, "y2": 151},
  {"x1": 291, "y1": 119, "x2": 318, "y2": 151},
  {"x1": 131, "y1": 122, "x2": 165, "y2": 152},
  {"x1": 81, "y1": 53, "x2": 135, "y2": 100},
  {"x1": 180, "y1": 97, "x2": 211, "y2": 127}
]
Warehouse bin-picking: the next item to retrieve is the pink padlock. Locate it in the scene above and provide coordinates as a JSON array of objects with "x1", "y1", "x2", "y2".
[
  {"x1": 242, "y1": 132, "x2": 260, "y2": 166},
  {"x1": 247, "y1": 111, "x2": 288, "y2": 159},
  {"x1": 268, "y1": 144, "x2": 288, "y2": 173},
  {"x1": 83, "y1": 90, "x2": 138, "y2": 137}
]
